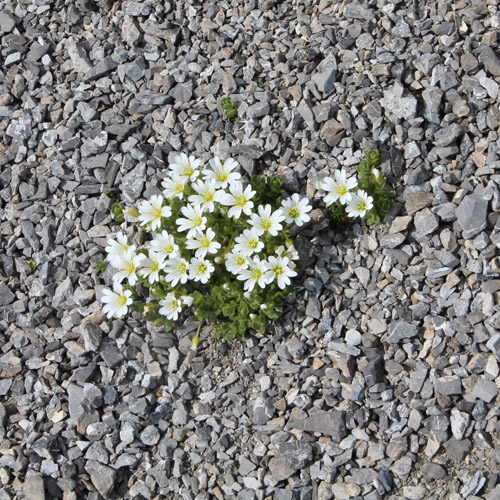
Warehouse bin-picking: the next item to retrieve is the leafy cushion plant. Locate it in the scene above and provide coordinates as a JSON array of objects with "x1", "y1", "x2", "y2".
[{"x1": 101, "y1": 154, "x2": 312, "y2": 345}]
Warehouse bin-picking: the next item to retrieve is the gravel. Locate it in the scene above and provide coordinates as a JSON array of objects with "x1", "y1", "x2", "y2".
[{"x1": 1, "y1": 0, "x2": 500, "y2": 499}]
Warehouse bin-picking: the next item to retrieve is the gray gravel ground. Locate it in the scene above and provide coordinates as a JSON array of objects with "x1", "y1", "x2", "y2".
[{"x1": 1, "y1": 0, "x2": 500, "y2": 499}]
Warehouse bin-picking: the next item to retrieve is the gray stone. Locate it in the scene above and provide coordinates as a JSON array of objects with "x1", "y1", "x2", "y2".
[
  {"x1": 422, "y1": 87, "x2": 443, "y2": 123},
  {"x1": 434, "y1": 375, "x2": 462, "y2": 395},
  {"x1": 99, "y1": 338, "x2": 124, "y2": 369},
  {"x1": 169, "y1": 81, "x2": 193, "y2": 102},
  {"x1": 312, "y1": 56, "x2": 337, "y2": 96},
  {"x1": 479, "y1": 46, "x2": 500, "y2": 77},
  {"x1": 246, "y1": 102, "x2": 270, "y2": 119},
  {"x1": 380, "y1": 233, "x2": 406, "y2": 248},
  {"x1": 121, "y1": 60, "x2": 146, "y2": 82},
  {"x1": 140, "y1": 425, "x2": 160, "y2": 446},
  {"x1": 472, "y1": 378, "x2": 498, "y2": 403},
  {"x1": 121, "y1": 162, "x2": 146, "y2": 202},
  {"x1": 66, "y1": 38, "x2": 92, "y2": 73},
  {"x1": 0, "y1": 283, "x2": 15, "y2": 306},
  {"x1": 414, "y1": 208, "x2": 439, "y2": 236},
  {"x1": 413, "y1": 53, "x2": 440, "y2": 76},
  {"x1": 122, "y1": 15, "x2": 141, "y2": 46},
  {"x1": 380, "y1": 86, "x2": 417, "y2": 120},
  {"x1": 433, "y1": 124, "x2": 463, "y2": 147},
  {"x1": 456, "y1": 195, "x2": 488, "y2": 239},
  {"x1": 23, "y1": 470, "x2": 45, "y2": 500},
  {"x1": 269, "y1": 441, "x2": 313, "y2": 481},
  {"x1": 252, "y1": 397, "x2": 275, "y2": 425},
  {"x1": 305, "y1": 296, "x2": 321, "y2": 319},
  {"x1": 136, "y1": 91, "x2": 172, "y2": 106},
  {"x1": 421, "y1": 462, "x2": 446, "y2": 480},
  {"x1": 344, "y1": 3, "x2": 374, "y2": 19},
  {"x1": 450, "y1": 409, "x2": 470, "y2": 440},
  {"x1": 85, "y1": 57, "x2": 118, "y2": 81},
  {"x1": 85, "y1": 461, "x2": 116, "y2": 500},
  {"x1": 385, "y1": 322, "x2": 419, "y2": 343},
  {"x1": 444, "y1": 438, "x2": 471, "y2": 460},
  {"x1": 287, "y1": 411, "x2": 346, "y2": 441},
  {"x1": 0, "y1": 12, "x2": 16, "y2": 33}
]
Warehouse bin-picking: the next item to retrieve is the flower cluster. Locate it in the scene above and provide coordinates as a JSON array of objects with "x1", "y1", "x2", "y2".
[
  {"x1": 319, "y1": 170, "x2": 374, "y2": 218},
  {"x1": 100, "y1": 154, "x2": 312, "y2": 342},
  {"x1": 317, "y1": 150, "x2": 394, "y2": 229}
]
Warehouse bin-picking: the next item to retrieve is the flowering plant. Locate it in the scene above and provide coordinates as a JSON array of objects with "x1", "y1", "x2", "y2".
[
  {"x1": 318, "y1": 149, "x2": 395, "y2": 230},
  {"x1": 101, "y1": 154, "x2": 312, "y2": 345}
]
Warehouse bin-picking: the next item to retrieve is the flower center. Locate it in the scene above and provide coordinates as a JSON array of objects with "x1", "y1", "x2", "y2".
[
  {"x1": 153, "y1": 207, "x2": 163, "y2": 219},
  {"x1": 170, "y1": 298, "x2": 179, "y2": 309},
  {"x1": 178, "y1": 262, "x2": 187, "y2": 273},
  {"x1": 193, "y1": 215, "x2": 202, "y2": 227},
  {"x1": 273, "y1": 265, "x2": 284, "y2": 276},
  {"x1": 236, "y1": 256, "x2": 245, "y2": 266},
  {"x1": 357, "y1": 201, "x2": 367, "y2": 212},
  {"x1": 164, "y1": 244, "x2": 174, "y2": 254},
  {"x1": 197, "y1": 263, "x2": 207, "y2": 274},
  {"x1": 251, "y1": 268, "x2": 262, "y2": 280},
  {"x1": 126, "y1": 261, "x2": 136, "y2": 274},
  {"x1": 337, "y1": 185, "x2": 348, "y2": 196},
  {"x1": 151, "y1": 261, "x2": 159, "y2": 272},
  {"x1": 204, "y1": 194, "x2": 214, "y2": 203},
  {"x1": 184, "y1": 166, "x2": 194, "y2": 177},
  {"x1": 201, "y1": 237, "x2": 211, "y2": 249},
  {"x1": 216, "y1": 171, "x2": 228, "y2": 182},
  {"x1": 289, "y1": 207, "x2": 300, "y2": 219},
  {"x1": 117, "y1": 294, "x2": 128, "y2": 307},
  {"x1": 175, "y1": 183, "x2": 184, "y2": 194},
  {"x1": 236, "y1": 195, "x2": 247, "y2": 207},
  {"x1": 261, "y1": 218, "x2": 272, "y2": 230},
  {"x1": 248, "y1": 239, "x2": 258, "y2": 250}
]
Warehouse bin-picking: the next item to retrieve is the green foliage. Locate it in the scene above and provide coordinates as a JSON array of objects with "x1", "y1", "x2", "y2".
[
  {"x1": 111, "y1": 203, "x2": 124, "y2": 223},
  {"x1": 96, "y1": 260, "x2": 106, "y2": 273},
  {"x1": 104, "y1": 190, "x2": 114, "y2": 197},
  {"x1": 356, "y1": 149, "x2": 395, "y2": 225},
  {"x1": 28, "y1": 261, "x2": 37, "y2": 271},
  {"x1": 221, "y1": 97, "x2": 240, "y2": 123},
  {"x1": 250, "y1": 176, "x2": 284, "y2": 210},
  {"x1": 329, "y1": 203, "x2": 353, "y2": 232}
]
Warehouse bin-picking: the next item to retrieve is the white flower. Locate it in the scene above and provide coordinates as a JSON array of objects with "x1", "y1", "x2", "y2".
[
  {"x1": 176, "y1": 204, "x2": 207, "y2": 238},
  {"x1": 111, "y1": 251, "x2": 142, "y2": 286},
  {"x1": 225, "y1": 250, "x2": 249, "y2": 274},
  {"x1": 233, "y1": 229, "x2": 264, "y2": 256},
  {"x1": 164, "y1": 257, "x2": 189, "y2": 287},
  {"x1": 202, "y1": 156, "x2": 241, "y2": 189},
  {"x1": 276, "y1": 245, "x2": 300, "y2": 269},
  {"x1": 159, "y1": 293, "x2": 183, "y2": 321},
  {"x1": 219, "y1": 181, "x2": 255, "y2": 219},
  {"x1": 281, "y1": 194, "x2": 312, "y2": 226},
  {"x1": 137, "y1": 195, "x2": 172, "y2": 231},
  {"x1": 169, "y1": 153, "x2": 201, "y2": 182},
  {"x1": 105, "y1": 233, "x2": 135, "y2": 266},
  {"x1": 265, "y1": 255, "x2": 297, "y2": 290},
  {"x1": 162, "y1": 175, "x2": 186, "y2": 200},
  {"x1": 101, "y1": 283, "x2": 133, "y2": 319},
  {"x1": 182, "y1": 296, "x2": 193, "y2": 307},
  {"x1": 150, "y1": 230, "x2": 179, "y2": 259},
  {"x1": 138, "y1": 252, "x2": 166, "y2": 284},
  {"x1": 188, "y1": 257, "x2": 214, "y2": 284},
  {"x1": 188, "y1": 179, "x2": 225, "y2": 213},
  {"x1": 248, "y1": 204, "x2": 285, "y2": 236},
  {"x1": 321, "y1": 170, "x2": 358, "y2": 206},
  {"x1": 123, "y1": 207, "x2": 139, "y2": 222},
  {"x1": 185, "y1": 228, "x2": 221, "y2": 258},
  {"x1": 237, "y1": 257, "x2": 270, "y2": 292},
  {"x1": 346, "y1": 190, "x2": 374, "y2": 218}
]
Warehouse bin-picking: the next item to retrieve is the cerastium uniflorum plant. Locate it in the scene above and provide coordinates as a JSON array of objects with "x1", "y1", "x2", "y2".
[
  {"x1": 317, "y1": 149, "x2": 395, "y2": 231},
  {"x1": 100, "y1": 154, "x2": 312, "y2": 348}
]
